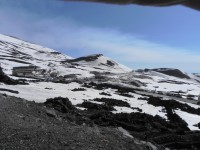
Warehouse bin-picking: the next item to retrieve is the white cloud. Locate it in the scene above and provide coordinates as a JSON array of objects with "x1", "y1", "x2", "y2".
[{"x1": 0, "y1": 7, "x2": 200, "y2": 72}]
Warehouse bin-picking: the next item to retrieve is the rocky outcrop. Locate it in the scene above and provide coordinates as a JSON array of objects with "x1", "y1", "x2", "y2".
[
  {"x1": 67, "y1": 54, "x2": 103, "y2": 62},
  {"x1": 152, "y1": 68, "x2": 190, "y2": 79},
  {"x1": 0, "y1": 67, "x2": 17, "y2": 85},
  {"x1": 44, "y1": 97, "x2": 76, "y2": 113}
]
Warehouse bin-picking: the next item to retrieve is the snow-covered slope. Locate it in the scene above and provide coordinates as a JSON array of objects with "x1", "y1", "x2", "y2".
[
  {"x1": 129, "y1": 69, "x2": 200, "y2": 99},
  {"x1": 66, "y1": 54, "x2": 131, "y2": 73},
  {"x1": 0, "y1": 34, "x2": 131, "y2": 78},
  {"x1": 0, "y1": 34, "x2": 200, "y2": 131},
  {"x1": 0, "y1": 34, "x2": 72, "y2": 75}
]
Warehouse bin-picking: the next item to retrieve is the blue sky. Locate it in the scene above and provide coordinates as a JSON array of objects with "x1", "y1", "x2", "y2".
[{"x1": 1, "y1": 0, "x2": 200, "y2": 72}]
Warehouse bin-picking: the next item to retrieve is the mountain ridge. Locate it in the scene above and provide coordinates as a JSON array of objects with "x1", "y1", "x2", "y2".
[
  {"x1": 0, "y1": 34, "x2": 131, "y2": 79},
  {"x1": 1, "y1": 34, "x2": 200, "y2": 149}
]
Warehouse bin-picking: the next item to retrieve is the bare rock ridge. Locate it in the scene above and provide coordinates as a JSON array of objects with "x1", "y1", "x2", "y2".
[
  {"x1": 151, "y1": 68, "x2": 190, "y2": 79},
  {"x1": 67, "y1": 54, "x2": 103, "y2": 62}
]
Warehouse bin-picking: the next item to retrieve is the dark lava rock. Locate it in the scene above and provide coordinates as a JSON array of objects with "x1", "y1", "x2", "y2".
[
  {"x1": 89, "y1": 111, "x2": 169, "y2": 133},
  {"x1": 64, "y1": 74, "x2": 78, "y2": 78},
  {"x1": 130, "y1": 81, "x2": 142, "y2": 87},
  {"x1": 148, "y1": 97, "x2": 200, "y2": 116},
  {"x1": 50, "y1": 52, "x2": 61, "y2": 55},
  {"x1": 99, "y1": 92, "x2": 112, "y2": 96},
  {"x1": 131, "y1": 107, "x2": 142, "y2": 112},
  {"x1": 93, "y1": 98, "x2": 130, "y2": 107},
  {"x1": 0, "y1": 88, "x2": 19, "y2": 94},
  {"x1": 195, "y1": 122, "x2": 200, "y2": 129},
  {"x1": 152, "y1": 68, "x2": 190, "y2": 79},
  {"x1": 106, "y1": 60, "x2": 115, "y2": 66},
  {"x1": 88, "y1": 110, "x2": 200, "y2": 149},
  {"x1": 78, "y1": 101, "x2": 115, "y2": 111},
  {"x1": 0, "y1": 67, "x2": 17, "y2": 85},
  {"x1": 71, "y1": 88, "x2": 86, "y2": 91},
  {"x1": 117, "y1": 92, "x2": 134, "y2": 98},
  {"x1": 42, "y1": 95, "x2": 200, "y2": 149},
  {"x1": 146, "y1": 97, "x2": 198, "y2": 130},
  {"x1": 44, "y1": 97, "x2": 76, "y2": 113},
  {"x1": 67, "y1": 54, "x2": 103, "y2": 62},
  {"x1": 83, "y1": 82, "x2": 137, "y2": 93}
]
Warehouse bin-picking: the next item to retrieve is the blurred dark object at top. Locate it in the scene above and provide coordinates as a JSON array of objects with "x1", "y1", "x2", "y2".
[{"x1": 63, "y1": 0, "x2": 200, "y2": 11}]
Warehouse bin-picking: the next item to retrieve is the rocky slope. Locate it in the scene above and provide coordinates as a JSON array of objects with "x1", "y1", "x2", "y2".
[
  {"x1": 0, "y1": 93, "x2": 151, "y2": 150},
  {"x1": 1, "y1": 91, "x2": 200, "y2": 149}
]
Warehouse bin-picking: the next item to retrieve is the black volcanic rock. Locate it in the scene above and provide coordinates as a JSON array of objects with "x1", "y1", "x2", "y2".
[
  {"x1": 147, "y1": 96, "x2": 200, "y2": 116},
  {"x1": 0, "y1": 67, "x2": 17, "y2": 85},
  {"x1": 106, "y1": 60, "x2": 115, "y2": 66},
  {"x1": 99, "y1": 92, "x2": 112, "y2": 96},
  {"x1": 93, "y1": 98, "x2": 131, "y2": 107},
  {"x1": 152, "y1": 68, "x2": 190, "y2": 79},
  {"x1": 44, "y1": 97, "x2": 76, "y2": 113},
  {"x1": 71, "y1": 88, "x2": 86, "y2": 91},
  {"x1": 78, "y1": 101, "x2": 115, "y2": 111},
  {"x1": 67, "y1": 54, "x2": 103, "y2": 62},
  {"x1": 197, "y1": 122, "x2": 200, "y2": 129}
]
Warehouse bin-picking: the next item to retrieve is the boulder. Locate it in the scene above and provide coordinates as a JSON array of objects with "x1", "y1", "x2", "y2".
[{"x1": 44, "y1": 97, "x2": 76, "y2": 113}]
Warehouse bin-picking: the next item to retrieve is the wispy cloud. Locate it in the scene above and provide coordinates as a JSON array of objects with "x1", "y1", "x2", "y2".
[{"x1": 0, "y1": 6, "x2": 200, "y2": 72}]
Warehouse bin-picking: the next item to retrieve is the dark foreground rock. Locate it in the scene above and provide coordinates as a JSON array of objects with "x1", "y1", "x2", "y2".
[
  {"x1": 46, "y1": 97, "x2": 200, "y2": 150},
  {"x1": 1, "y1": 93, "x2": 200, "y2": 149},
  {"x1": 88, "y1": 110, "x2": 200, "y2": 149},
  {"x1": 0, "y1": 94, "x2": 149, "y2": 150}
]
